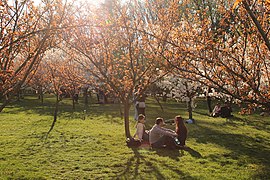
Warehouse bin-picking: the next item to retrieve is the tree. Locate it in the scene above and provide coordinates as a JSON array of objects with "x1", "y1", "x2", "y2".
[
  {"x1": 0, "y1": 0, "x2": 77, "y2": 112},
  {"x1": 58, "y1": 51, "x2": 88, "y2": 110},
  {"x1": 156, "y1": 74, "x2": 200, "y2": 120},
  {"x1": 144, "y1": 0, "x2": 270, "y2": 111},
  {"x1": 42, "y1": 48, "x2": 85, "y2": 136},
  {"x1": 233, "y1": 0, "x2": 270, "y2": 51},
  {"x1": 64, "y1": 0, "x2": 170, "y2": 138},
  {"x1": 27, "y1": 61, "x2": 50, "y2": 103}
]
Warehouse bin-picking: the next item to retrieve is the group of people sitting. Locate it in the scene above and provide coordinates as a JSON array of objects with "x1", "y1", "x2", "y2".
[
  {"x1": 132, "y1": 114, "x2": 187, "y2": 149},
  {"x1": 210, "y1": 102, "x2": 233, "y2": 118}
]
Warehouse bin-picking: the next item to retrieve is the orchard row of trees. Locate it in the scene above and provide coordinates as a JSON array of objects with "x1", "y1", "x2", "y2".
[{"x1": 1, "y1": 0, "x2": 269, "y2": 137}]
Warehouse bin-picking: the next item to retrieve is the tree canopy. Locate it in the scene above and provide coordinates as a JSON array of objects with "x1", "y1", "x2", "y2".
[{"x1": 1, "y1": 0, "x2": 269, "y2": 136}]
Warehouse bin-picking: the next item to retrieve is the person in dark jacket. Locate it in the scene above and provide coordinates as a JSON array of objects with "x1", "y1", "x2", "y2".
[
  {"x1": 136, "y1": 94, "x2": 146, "y2": 116},
  {"x1": 175, "y1": 115, "x2": 188, "y2": 147},
  {"x1": 220, "y1": 103, "x2": 233, "y2": 118}
]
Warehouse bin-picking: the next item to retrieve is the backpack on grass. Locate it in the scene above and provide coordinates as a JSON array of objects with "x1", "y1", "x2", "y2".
[{"x1": 126, "y1": 137, "x2": 141, "y2": 147}]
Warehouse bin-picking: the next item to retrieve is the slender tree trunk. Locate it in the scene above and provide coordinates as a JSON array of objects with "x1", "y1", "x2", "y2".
[
  {"x1": 185, "y1": 82, "x2": 193, "y2": 120},
  {"x1": 38, "y1": 86, "x2": 44, "y2": 104},
  {"x1": 123, "y1": 99, "x2": 131, "y2": 138},
  {"x1": 40, "y1": 93, "x2": 44, "y2": 104},
  {"x1": 72, "y1": 97, "x2": 75, "y2": 110},
  {"x1": 207, "y1": 96, "x2": 212, "y2": 114},
  {"x1": 16, "y1": 91, "x2": 21, "y2": 101},
  {"x1": 206, "y1": 87, "x2": 212, "y2": 114},
  {"x1": 162, "y1": 94, "x2": 167, "y2": 102},
  {"x1": 242, "y1": 0, "x2": 270, "y2": 51},
  {"x1": 83, "y1": 87, "x2": 88, "y2": 107},
  {"x1": 188, "y1": 98, "x2": 193, "y2": 120},
  {"x1": 46, "y1": 94, "x2": 60, "y2": 138},
  {"x1": 104, "y1": 94, "x2": 108, "y2": 104},
  {"x1": 154, "y1": 95, "x2": 164, "y2": 112},
  {"x1": 0, "y1": 99, "x2": 10, "y2": 112}
]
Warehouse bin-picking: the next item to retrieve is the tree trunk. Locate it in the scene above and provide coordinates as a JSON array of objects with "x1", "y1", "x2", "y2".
[
  {"x1": 185, "y1": 81, "x2": 193, "y2": 120},
  {"x1": 46, "y1": 94, "x2": 60, "y2": 138},
  {"x1": 83, "y1": 87, "x2": 88, "y2": 107},
  {"x1": 242, "y1": 0, "x2": 270, "y2": 51},
  {"x1": 154, "y1": 95, "x2": 164, "y2": 112},
  {"x1": 123, "y1": 99, "x2": 131, "y2": 138},
  {"x1": 188, "y1": 98, "x2": 193, "y2": 120},
  {"x1": 72, "y1": 97, "x2": 75, "y2": 110},
  {"x1": 16, "y1": 91, "x2": 21, "y2": 101},
  {"x1": 104, "y1": 94, "x2": 108, "y2": 104},
  {"x1": 207, "y1": 96, "x2": 212, "y2": 114},
  {"x1": 206, "y1": 87, "x2": 212, "y2": 113},
  {"x1": 162, "y1": 94, "x2": 167, "y2": 102},
  {"x1": 0, "y1": 99, "x2": 10, "y2": 112},
  {"x1": 38, "y1": 86, "x2": 44, "y2": 104},
  {"x1": 40, "y1": 93, "x2": 44, "y2": 104}
]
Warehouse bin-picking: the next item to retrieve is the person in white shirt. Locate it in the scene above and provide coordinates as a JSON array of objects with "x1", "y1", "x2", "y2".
[
  {"x1": 134, "y1": 114, "x2": 149, "y2": 142},
  {"x1": 149, "y1": 117, "x2": 178, "y2": 148}
]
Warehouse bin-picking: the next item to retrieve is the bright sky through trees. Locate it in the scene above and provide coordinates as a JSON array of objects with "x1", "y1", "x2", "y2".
[{"x1": 30, "y1": 0, "x2": 105, "y2": 6}]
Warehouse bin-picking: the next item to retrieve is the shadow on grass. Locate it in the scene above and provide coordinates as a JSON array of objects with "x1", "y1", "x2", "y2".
[
  {"x1": 184, "y1": 147, "x2": 203, "y2": 158},
  {"x1": 151, "y1": 146, "x2": 202, "y2": 159},
  {"x1": 117, "y1": 148, "x2": 166, "y2": 179},
  {"x1": 193, "y1": 122, "x2": 270, "y2": 179},
  {"x1": 6, "y1": 96, "x2": 124, "y2": 124},
  {"x1": 117, "y1": 148, "x2": 195, "y2": 179},
  {"x1": 152, "y1": 148, "x2": 182, "y2": 160},
  {"x1": 225, "y1": 115, "x2": 270, "y2": 131},
  {"x1": 193, "y1": 110, "x2": 210, "y2": 117}
]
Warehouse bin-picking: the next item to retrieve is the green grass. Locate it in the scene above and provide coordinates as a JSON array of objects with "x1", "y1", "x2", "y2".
[{"x1": 0, "y1": 95, "x2": 270, "y2": 179}]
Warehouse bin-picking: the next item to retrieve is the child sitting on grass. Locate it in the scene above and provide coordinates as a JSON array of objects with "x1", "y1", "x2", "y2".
[{"x1": 134, "y1": 114, "x2": 149, "y2": 142}]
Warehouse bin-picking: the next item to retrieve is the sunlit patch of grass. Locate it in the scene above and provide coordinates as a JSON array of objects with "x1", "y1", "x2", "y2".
[{"x1": 0, "y1": 95, "x2": 270, "y2": 179}]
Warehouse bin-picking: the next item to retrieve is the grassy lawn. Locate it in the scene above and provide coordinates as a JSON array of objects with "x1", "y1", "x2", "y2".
[{"x1": 0, "y1": 95, "x2": 270, "y2": 179}]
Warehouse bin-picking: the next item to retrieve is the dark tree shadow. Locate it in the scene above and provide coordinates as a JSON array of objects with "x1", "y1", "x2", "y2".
[
  {"x1": 183, "y1": 147, "x2": 202, "y2": 158},
  {"x1": 193, "y1": 110, "x2": 210, "y2": 117},
  {"x1": 193, "y1": 122, "x2": 270, "y2": 178},
  {"x1": 151, "y1": 146, "x2": 202, "y2": 160},
  {"x1": 151, "y1": 147, "x2": 182, "y2": 160},
  {"x1": 224, "y1": 115, "x2": 270, "y2": 131},
  {"x1": 116, "y1": 148, "x2": 166, "y2": 179},
  {"x1": 117, "y1": 147, "x2": 195, "y2": 179}
]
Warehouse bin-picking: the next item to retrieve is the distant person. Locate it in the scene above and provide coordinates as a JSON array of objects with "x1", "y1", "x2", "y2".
[
  {"x1": 206, "y1": 87, "x2": 213, "y2": 114},
  {"x1": 134, "y1": 101, "x2": 139, "y2": 120},
  {"x1": 260, "y1": 107, "x2": 270, "y2": 116},
  {"x1": 175, "y1": 116, "x2": 188, "y2": 147},
  {"x1": 149, "y1": 117, "x2": 177, "y2": 148},
  {"x1": 211, "y1": 103, "x2": 221, "y2": 117},
  {"x1": 220, "y1": 103, "x2": 233, "y2": 118},
  {"x1": 73, "y1": 93, "x2": 79, "y2": 103},
  {"x1": 133, "y1": 114, "x2": 149, "y2": 142},
  {"x1": 136, "y1": 94, "x2": 146, "y2": 116}
]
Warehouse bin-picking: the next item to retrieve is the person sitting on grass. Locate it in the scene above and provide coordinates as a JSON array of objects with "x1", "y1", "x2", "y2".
[
  {"x1": 175, "y1": 115, "x2": 188, "y2": 148},
  {"x1": 220, "y1": 102, "x2": 233, "y2": 118},
  {"x1": 149, "y1": 117, "x2": 178, "y2": 149},
  {"x1": 211, "y1": 103, "x2": 221, "y2": 117},
  {"x1": 133, "y1": 114, "x2": 149, "y2": 142}
]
